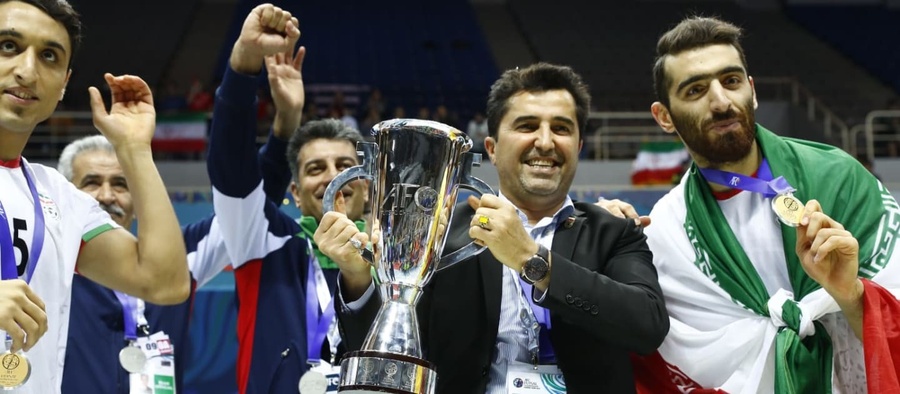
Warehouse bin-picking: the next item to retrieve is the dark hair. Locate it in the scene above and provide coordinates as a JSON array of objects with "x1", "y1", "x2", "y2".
[
  {"x1": 485, "y1": 62, "x2": 591, "y2": 140},
  {"x1": 653, "y1": 16, "x2": 747, "y2": 107},
  {"x1": 2, "y1": 0, "x2": 82, "y2": 67},
  {"x1": 286, "y1": 119, "x2": 364, "y2": 181}
]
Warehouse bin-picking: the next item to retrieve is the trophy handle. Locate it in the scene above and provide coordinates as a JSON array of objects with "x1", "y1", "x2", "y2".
[
  {"x1": 323, "y1": 142, "x2": 378, "y2": 264},
  {"x1": 437, "y1": 152, "x2": 495, "y2": 271}
]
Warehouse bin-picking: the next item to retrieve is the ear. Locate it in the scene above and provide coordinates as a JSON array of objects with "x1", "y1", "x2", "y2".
[
  {"x1": 484, "y1": 136, "x2": 497, "y2": 164},
  {"x1": 61, "y1": 69, "x2": 72, "y2": 102},
  {"x1": 749, "y1": 75, "x2": 758, "y2": 110},
  {"x1": 651, "y1": 102, "x2": 676, "y2": 134},
  {"x1": 289, "y1": 181, "x2": 302, "y2": 208}
]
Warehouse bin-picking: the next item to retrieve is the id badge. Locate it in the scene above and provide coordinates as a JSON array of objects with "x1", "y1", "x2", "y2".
[
  {"x1": 506, "y1": 362, "x2": 566, "y2": 394},
  {"x1": 130, "y1": 332, "x2": 176, "y2": 394},
  {"x1": 299, "y1": 361, "x2": 341, "y2": 394}
]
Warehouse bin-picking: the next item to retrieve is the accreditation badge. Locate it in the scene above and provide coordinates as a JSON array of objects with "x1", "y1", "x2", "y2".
[
  {"x1": 0, "y1": 350, "x2": 30, "y2": 389},
  {"x1": 299, "y1": 361, "x2": 341, "y2": 394},
  {"x1": 129, "y1": 332, "x2": 176, "y2": 394},
  {"x1": 506, "y1": 362, "x2": 566, "y2": 394},
  {"x1": 772, "y1": 192, "x2": 804, "y2": 227}
]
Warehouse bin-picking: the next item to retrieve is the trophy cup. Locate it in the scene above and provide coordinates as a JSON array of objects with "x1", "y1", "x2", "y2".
[{"x1": 322, "y1": 119, "x2": 494, "y2": 393}]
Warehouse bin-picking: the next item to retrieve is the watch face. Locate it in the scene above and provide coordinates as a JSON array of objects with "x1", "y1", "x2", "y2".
[{"x1": 524, "y1": 256, "x2": 548, "y2": 283}]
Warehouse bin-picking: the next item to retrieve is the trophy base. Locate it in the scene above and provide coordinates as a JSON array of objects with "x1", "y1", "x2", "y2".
[{"x1": 339, "y1": 350, "x2": 437, "y2": 394}]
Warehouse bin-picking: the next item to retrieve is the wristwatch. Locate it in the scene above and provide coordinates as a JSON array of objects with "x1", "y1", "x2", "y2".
[{"x1": 520, "y1": 245, "x2": 551, "y2": 285}]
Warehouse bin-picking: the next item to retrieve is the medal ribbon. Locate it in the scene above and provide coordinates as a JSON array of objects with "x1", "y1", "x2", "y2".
[
  {"x1": 114, "y1": 291, "x2": 139, "y2": 341},
  {"x1": 0, "y1": 163, "x2": 45, "y2": 354},
  {"x1": 0, "y1": 163, "x2": 45, "y2": 283},
  {"x1": 698, "y1": 159, "x2": 795, "y2": 197},
  {"x1": 305, "y1": 240, "x2": 336, "y2": 365}
]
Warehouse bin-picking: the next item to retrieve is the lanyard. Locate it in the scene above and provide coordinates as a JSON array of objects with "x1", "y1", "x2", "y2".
[
  {"x1": 0, "y1": 162, "x2": 45, "y2": 283},
  {"x1": 513, "y1": 270, "x2": 555, "y2": 365},
  {"x1": 699, "y1": 159, "x2": 795, "y2": 198},
  {"x1": 304, "y1": 240, "x2": 337, "y2": 365},
  {"x1": 114, "y1": 291, "x2": 149, "y2": 341}
]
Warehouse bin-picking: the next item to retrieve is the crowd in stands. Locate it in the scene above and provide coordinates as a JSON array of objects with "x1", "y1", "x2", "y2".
[{"x1": 156, "y1": 78, "x2": 216, "y2": 115}]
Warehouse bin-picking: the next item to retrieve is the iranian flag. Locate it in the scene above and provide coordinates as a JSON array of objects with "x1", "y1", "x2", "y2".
[
  {"x1": 152, "y1": 113, "x2": 208, "y2": 153},
  {"x1": 631, "y1": 140, "x2": 689, "y2": 185}
]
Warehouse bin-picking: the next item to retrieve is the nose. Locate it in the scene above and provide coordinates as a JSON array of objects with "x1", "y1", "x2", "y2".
[
  {"x1": 707, "y1": 81, "x2": 733, "y2": 114},
  {"x1": 534, "y1": 123, "x2": 555, "y2": 152},
  {"x1": 96, "y1": 182, "x2": 116, "y2": 205},
  {"x1": 13, "y1": 49, "x2": 38, "y2": 87},
  {"x1": 322, "y1": 164, "x2": 342, "y2": 185}
]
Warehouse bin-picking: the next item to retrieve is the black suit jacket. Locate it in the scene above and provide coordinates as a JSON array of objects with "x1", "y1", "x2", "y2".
[{"x1": 338, "y1": 201, "x2": 668, "y2": 393}]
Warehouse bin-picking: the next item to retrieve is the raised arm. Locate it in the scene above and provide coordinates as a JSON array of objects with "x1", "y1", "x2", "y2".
[
  {"x1": 258, "y1": 133, "x2": 292, "y2": 203},
  {"x1": 258, "y1": 39, "x2": 307, "y2": 203},
  {"x1": 208, "y1": 4, "x2": 302, "y2": 268},
  {"x1": 77, "y1": 73, "x2": 189, "y2": 305}
]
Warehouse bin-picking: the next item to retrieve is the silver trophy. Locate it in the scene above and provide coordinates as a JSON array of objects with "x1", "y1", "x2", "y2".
[{"x1": 323, "y1": 119, "x2": 494, "y2": 393}]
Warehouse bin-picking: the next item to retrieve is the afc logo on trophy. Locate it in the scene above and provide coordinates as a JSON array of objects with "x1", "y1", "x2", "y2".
[{"x1": 382, "y1": 183, "x2": 438, "y2": 214}]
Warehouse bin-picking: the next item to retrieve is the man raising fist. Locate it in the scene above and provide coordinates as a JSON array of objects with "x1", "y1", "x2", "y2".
[{"x1": 207, "y1": 4, "x2": 369, "y2": 393}]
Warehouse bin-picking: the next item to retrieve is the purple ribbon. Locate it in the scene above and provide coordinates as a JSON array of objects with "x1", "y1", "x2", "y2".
[
  {"x1": 0, "y1": 164, "x2": 46, "y2": 283},
  {"x1": 305, "y1": 252, "x2": 336, "y2": 364},
  {"x1": 114, "y1": 291, "x2": 139, "y2": 340},
  {"x1": 699, "y1": 159, "x2": 795, "y2": 197},
  {"x1": 520, "y1": 276, "x2": 555, "y2": 363}
]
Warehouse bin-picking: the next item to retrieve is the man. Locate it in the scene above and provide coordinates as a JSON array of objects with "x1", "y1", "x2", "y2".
[
  {"x1": 630, "y1": 16, "x2": 900, "y2": 393},
  {"x1": 0, "y1": 1, "x2": 188, "y2": 392},
  {"x1": 321, "y1": 62, "x2": 669, "y2": 393},
  {"x1": 57, "y1": 71, "x2": 298, "y2": 393},
  {"x1": 207, "y1": 4, "x2": 369, "y2": 393}
]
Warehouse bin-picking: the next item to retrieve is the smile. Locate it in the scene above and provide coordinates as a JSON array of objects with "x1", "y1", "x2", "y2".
[
  {"x1": 4, "y1": 88, "x2": 38, "y2": 101},
  {"x1": 525, "y1": 159, "x2": 556, "y2": 168}
]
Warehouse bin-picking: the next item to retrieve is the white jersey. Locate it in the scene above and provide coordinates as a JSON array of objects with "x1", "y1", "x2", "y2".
[
  {"x1": 646, "y1": 179, "x2": 900, "y2": 393},
  {"x1": 0, "y1": 159, "x2": 117, "y2": 394}
]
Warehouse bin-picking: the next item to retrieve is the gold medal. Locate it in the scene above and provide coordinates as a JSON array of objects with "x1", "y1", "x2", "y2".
[
  {"x1": 0, "y1": 351, "x2": 31, "y2": 388},
  {"x1": 772, "y1": 193, "x2": 804, "y2": 227}
]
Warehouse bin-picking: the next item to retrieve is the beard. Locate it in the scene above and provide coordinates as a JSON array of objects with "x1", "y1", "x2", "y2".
[{"x1": 671, "y1": 97, "x2": 757, "y2": 167}]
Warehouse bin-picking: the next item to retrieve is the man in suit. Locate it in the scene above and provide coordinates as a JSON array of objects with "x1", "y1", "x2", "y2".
[{"x1": 317, "y1": 62, "x2": 669, "y2": 393}]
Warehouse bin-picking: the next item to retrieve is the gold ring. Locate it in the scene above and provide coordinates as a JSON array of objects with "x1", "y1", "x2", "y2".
[{"x1": 478, "y1": 215, "x2": 490, "y2": 229}]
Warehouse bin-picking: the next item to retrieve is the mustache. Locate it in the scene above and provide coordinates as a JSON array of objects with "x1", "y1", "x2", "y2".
[
  {"x1": 99, "y1": 202, "x2": 126, "y2": 217},
  {"x1": 705, "y1": 108, "x2": 740, "y2": 127}
]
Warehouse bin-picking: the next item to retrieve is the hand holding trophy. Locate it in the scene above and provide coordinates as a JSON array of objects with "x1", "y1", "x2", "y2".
[{"x1": 323, "y1": 119, "x2": 493, "y2": 393}]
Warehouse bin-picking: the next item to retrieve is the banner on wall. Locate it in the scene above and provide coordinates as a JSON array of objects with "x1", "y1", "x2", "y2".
[
  {"x1": 631, "y1": 140, "x2": 690, "y2": 186},
  {"x1": 153, "y1": 113, "x2": 208, "y2": 153}
]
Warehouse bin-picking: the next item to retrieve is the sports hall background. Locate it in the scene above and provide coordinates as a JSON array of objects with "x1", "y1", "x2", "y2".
[{"x1": 32, "y1": 0, "x2": 900, "y2": 392}]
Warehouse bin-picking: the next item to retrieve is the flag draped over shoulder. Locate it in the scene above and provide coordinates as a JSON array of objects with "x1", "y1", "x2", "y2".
[
  {"x1": 635, "y1": 125, "x2": 900, "y2": 393},
  {"x1": 862, "y1": 279, "x2": 900, "y2": 394}
]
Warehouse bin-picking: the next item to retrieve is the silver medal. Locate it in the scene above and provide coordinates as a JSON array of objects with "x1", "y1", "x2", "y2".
[
  {"x1": 298, "y1": 370, "x2": 329, "y2": 394},
  {"x1": 118, "y1": 345, "x2": 146, "y2": 373}
]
